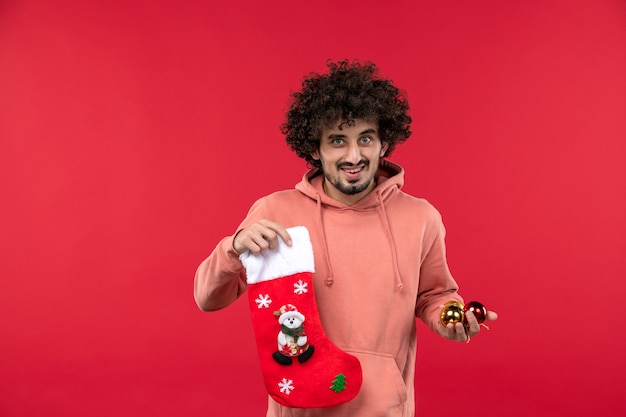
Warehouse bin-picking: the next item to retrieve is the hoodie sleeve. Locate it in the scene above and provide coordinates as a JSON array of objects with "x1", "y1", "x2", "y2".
[
  {"x1": 414, "y1": 208, "x2": 464, "y2": 331},
  {"x1": 193, "y1": 198, "x2": 267, "y2": 311}
]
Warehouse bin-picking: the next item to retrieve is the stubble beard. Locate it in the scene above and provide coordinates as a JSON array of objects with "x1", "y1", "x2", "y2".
[
  {"x1": 324, "y1": 159, "x2": 376, "y2": 196},
  {"x1": 325, "y1": 174, "x2": 372, "y2": 195}
]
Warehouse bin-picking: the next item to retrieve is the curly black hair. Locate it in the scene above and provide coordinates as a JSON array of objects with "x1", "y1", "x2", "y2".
[{"x1": 281, "y1": 59, "x2": 412, "y2": 167}]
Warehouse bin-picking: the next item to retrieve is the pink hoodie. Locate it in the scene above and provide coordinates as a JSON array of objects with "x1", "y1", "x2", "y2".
[{"x1": 194, "y1": 160, "x2": 463, "y2": 416}]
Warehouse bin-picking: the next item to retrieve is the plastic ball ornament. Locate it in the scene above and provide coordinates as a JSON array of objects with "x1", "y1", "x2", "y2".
[
  {"x1": 463, "y1": 301, "x2": 487, "y2": 324},
  {"x1": 440, "y1": 301, "x2": 465, "y2": 326}
]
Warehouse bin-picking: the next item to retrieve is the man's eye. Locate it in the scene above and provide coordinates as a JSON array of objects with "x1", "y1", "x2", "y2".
[
  {"x1": 331, "y1": 139, "x2": 344, "y2": 145},
  {"x1": 360, "y1": 136, "x2": 372, "y2": 144}
]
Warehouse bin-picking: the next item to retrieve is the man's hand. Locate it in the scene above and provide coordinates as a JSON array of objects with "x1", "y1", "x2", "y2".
[
  {"x1": 437, "y1": 308, "x2": 498, "y2": 343},
  {"x1": 233, "y1": 220, "x2": 292, "y2": 255}
]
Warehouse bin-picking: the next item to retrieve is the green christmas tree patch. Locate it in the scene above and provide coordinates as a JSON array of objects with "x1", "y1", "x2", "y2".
[{"x1": 329, "y1": 373, "x2": 347, "y2": 393}]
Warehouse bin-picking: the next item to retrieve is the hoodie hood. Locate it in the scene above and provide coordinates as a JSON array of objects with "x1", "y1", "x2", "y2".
[{"x1": 295, "y1": 159, "x2": 405, "y2": 289}]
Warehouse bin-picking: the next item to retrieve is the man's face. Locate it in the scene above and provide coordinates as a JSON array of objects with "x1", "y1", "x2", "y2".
[{"x1": 312, "y1": 119, "x2": 389, "y2": 205}]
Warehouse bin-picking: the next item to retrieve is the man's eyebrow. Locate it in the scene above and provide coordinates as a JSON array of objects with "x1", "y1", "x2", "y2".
[
  {"x1": 326, "y1": 128, "x2": 377, "y2": 139},
  {"x1": 327, "y1": 133, "x2": 346, "y2": 139},
  {"x1": 360, "y1": 128, "x2": 377, "y2": 135}
]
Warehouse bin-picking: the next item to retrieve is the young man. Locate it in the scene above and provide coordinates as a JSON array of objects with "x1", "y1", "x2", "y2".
[{"x1": 194, "y1": 60, "x2": 497, "y2": 416}]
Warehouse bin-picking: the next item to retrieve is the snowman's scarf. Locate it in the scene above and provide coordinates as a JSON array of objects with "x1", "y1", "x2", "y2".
[{"x1": 281, "y1": 324, "x2": 306, "y2": 338}]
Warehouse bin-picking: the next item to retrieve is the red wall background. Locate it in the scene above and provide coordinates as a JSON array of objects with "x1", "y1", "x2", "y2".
[{"x1": 1, "y1": 1, "x2": 625, "y2": 416}]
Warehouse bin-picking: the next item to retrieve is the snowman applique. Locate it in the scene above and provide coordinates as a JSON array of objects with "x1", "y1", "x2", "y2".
[{"x1": 272, "y1": 304, "x2": 315, "y2": 365}]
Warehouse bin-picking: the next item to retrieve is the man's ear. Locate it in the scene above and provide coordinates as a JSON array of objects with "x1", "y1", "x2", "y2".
[
  {"x1": 311, "y1": 149, "x2": 320, "y2": 161},
  {"x1": 380, "y1": 142, "x2": 390, "y2": 157}
]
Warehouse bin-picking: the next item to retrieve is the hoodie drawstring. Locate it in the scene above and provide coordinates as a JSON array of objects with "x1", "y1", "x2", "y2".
[
  {"x1": 314, "y1": 189, "x2": 404, "y2": 291},
  {"x1": 315, "y1": 193, "x2": 335, "y2": 286},
  {"x1": 377, "y1": 190, "x2": 404, "y2": 291}
]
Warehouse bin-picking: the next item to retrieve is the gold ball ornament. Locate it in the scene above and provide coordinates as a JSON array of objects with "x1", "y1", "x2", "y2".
[{"x1": 440, "y1": 301, "x2": 465, "y2": 326}]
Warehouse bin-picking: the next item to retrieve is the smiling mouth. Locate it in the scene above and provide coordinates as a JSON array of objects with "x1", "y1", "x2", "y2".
[
  {"x1": 339, "y1": 159, "x2": 368, "y2": 171},
  {"x1": 343, "y1": 165, "x2": 364, "y2": 174},
  {"x1": 340, "y1": 164, "x2": 367, "y2": 182}
]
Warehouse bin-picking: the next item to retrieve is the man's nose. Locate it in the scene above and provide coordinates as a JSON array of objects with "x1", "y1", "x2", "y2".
[{"x1": 345, "y1": 142, "x2": 361, "y2": 164}]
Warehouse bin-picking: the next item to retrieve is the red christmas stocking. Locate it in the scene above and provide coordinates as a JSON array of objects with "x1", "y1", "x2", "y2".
[{"x1": 240, "y1": 226, "x2": 362, "y2": 408}]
